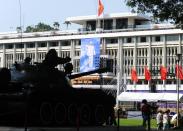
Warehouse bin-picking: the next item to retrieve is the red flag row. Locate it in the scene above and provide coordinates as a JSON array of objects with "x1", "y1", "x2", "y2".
[{"x1": 130, "y1": 65, "x2": 183, "y2": 82}]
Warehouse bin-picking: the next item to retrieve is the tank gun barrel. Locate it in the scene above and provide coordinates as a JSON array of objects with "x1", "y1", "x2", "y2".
[{"x1": 69, "y1": 67, "x2": 109, "y2": 79}]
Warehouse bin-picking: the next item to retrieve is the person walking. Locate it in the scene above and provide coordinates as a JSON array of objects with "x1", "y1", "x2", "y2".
[
  {"x1": 162, "y1": 110, "x2": 170, "y2": 130},
  {"x1": 141, "y1": 99, "x2": 151, "y2": 131},
  {"x1": 156, "y1": 109, "x2": 163, "y2": 130}
]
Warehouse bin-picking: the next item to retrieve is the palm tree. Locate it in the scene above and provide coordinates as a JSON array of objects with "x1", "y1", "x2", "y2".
[
  {"x1": 16, "y1": 26, "x2": 22, "y2": 33},
  {"x1": 53, "y1": 22, "x2": 60, "y2": 30},
  {"x1": 63, "y1": 21, "x2": 71, "y2": 30}
]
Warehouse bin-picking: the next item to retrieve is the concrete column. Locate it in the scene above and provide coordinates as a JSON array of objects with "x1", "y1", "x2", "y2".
[
  {"x1": 2, "y1": 44, "x2": 5, "y2": 67},
  {"x1": 70, "y1": 40, "x2": 75, "y2": 64},
  {"x1": 24, "y1": 43, "x2": 27, "y2": 59},
  {"x1": 113, "y1": 19, "x2": 116, "y2": 29},
  {"x1": 133, "y1": 37, "x2": 137, "y2": 88},
  {"x1": 162, "y1": 35, "x2": 167, "y2": 90},
  {"x1": 58, "y1": 41, "x2": 62, "y2": 70},
  {"x1": 101, "y1": 38, "x2": 106, "y2": 55},
  {"x1": 178, "y1": 34, "x2": 182, "y2": 54},
  {"x1": 13, "y1": 43, "x2": 16, "y2": 63},
  {"x1": 148, "y1": 36, "x2": 152, "y2": 90},
  {"x1": 35, "y1": 42, "x2": 38, "y2": 62},
  {"x1": 117, "y1": 37, "x2": 123, "y2": 107},
  {"x1": 58, "y1": 41, "x2": 61, "y2": 57},
  {"x1": 47, "y1": 41, "x2": 49, "y2": 52}
]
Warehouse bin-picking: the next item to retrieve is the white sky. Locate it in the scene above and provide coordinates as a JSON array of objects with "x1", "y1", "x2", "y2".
[{"x1": 0, "y1": 0, "x2": 130, "y2": 32}]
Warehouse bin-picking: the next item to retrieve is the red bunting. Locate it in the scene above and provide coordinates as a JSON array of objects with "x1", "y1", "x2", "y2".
[
  {"x1": 176, "y1": 65, "x2": 183, "y2": 80},
  {"x1": 160, "y1": 66, "x2": 167, "y2": 80},
  {"x1": 131, "y1": 68, "x2": 138, "y2": 82},
  {"x1": 144, "y1": 66, "x2": 151, "y2": 81}
]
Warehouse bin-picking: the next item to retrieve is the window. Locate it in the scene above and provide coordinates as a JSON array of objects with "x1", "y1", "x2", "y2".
[
  {"x1": 38, "y1": 43, "x2": 46, "y2": 47},
  {"x1": 155, "y1": 36, "x2": 161, "y2": 42},
  {"x1": 0, "y1": 44, "x2": 3, "y2": 49},
  {"x1": 50, "y1": 42, "x2": 58, "y2": 47},
  {"x1": 62, "y1": 41, "x2": 70, "y2": 46},
  {"x1": 27, "y1": 43, "x2": 35, "y2": 48},
  {"x1": 116, "y1": 18, "x2": 128, "y2": 29},
  {"x1": 5, "y1": 44, "x2": 13, "y2": 49},
  {"x1": 127, "y1": 37, "x2": 132, "y2": 43},
  {"x1": 106, "y1": 38, "x2": 118, "y2": 44},
  {"x1": 101, "y1": 19, "x2": 113, "y2": 30},
  {"x1": 140, "y1": 37, "x2": 146, "y2": 43},
  {"x1": 86, "y1": 21, "x2": 96, "y2": 31},
  {"x1": 167, "y1": 35, "x2": 179, "y2": 41},
  {"x1": 16, "y1": 44, "x2": 24, "y2": 48}
]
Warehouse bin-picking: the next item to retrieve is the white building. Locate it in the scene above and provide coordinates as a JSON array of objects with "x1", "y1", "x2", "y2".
[{"x1": 0, "y1": 12, "x2": 183, "y2": 93}]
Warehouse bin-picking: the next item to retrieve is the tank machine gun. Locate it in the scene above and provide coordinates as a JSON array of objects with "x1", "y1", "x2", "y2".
[{"x1": 0, "y1": 49, "x2": 116, "y2": 126}]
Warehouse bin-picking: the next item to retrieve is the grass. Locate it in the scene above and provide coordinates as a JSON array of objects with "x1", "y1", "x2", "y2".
[{"x1": 117, "y1": 118, "x2": 157, "y2": 129}]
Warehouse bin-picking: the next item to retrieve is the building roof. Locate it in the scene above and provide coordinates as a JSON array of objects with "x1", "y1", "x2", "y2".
[{"x1": 66, "y1": 12, "x2": 151, "y2": 25}]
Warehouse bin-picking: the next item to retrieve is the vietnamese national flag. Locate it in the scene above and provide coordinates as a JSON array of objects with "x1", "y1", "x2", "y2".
[
  {"x1": 144, "y1": 66, "x2": 151, "y2": 81},
  {"x1": 160, "y1": 66, "x2": 167, "y2": 80},
  {"x1": 98, "y1": 0, "x2": 104, "y2": 16},
  {"x1": 176, "y1": 65, "x2": 183, "y2": 80},
  {"x1": 131, "y1": 68, "x2": 138, "y2": 82}
]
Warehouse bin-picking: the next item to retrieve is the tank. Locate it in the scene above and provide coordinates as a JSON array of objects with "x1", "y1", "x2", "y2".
[{"x1": 0, "y1": 49, "x2": 116, "y2": 127}]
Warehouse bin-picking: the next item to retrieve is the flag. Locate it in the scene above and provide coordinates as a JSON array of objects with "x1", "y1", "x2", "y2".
[
  {"x1": 160, "y1": 66, "x2": 167, "y2": 80},
  {"x1": 131, "y1": 68, "x2": 138, "y2": 82},
  {"x1": 176, "y1": 65, "x2": 183, "y2": 80},
  {"x1": 98, "y1": 0, "x2": 104, "y2": 16},
  {"x1": 144, "y1": 66, "x2": 151, "y2": 81}
]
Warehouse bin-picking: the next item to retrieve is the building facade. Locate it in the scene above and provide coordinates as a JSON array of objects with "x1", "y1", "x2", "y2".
[{"x1": 0, "y1": 12, "x2": 183, "y2": 93}]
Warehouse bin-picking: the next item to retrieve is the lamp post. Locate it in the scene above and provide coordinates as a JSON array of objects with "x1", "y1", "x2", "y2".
[{"x1": 176, "y1": 53, "x2": 181, "y2": 127}]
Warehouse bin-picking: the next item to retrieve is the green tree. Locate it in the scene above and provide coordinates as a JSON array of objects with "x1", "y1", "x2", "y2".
[
  {"x1": 125, "y1": 0, "x2": 183, "y2": 27},
  {"x1": 53, "y1": 22, "x2": 60, "y2": 30},
  {"x1": 25, "y1": 22, "x2": 54, "y2": 32},
  {"x1": 25, "y1": 26, "x2": 34, "y2": 33},
  {"x1": 36, "y1": 22, "x2": 54, "y2": 32}
]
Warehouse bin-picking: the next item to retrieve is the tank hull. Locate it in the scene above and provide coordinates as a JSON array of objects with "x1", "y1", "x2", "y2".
[{"x1": 0, "y1": 84, "x2": 115, "y2": 127}]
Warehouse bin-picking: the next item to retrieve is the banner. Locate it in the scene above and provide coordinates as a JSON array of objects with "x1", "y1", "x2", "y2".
[{"x1": 80, "y1": 38, "x2": 100, "y2": 72}]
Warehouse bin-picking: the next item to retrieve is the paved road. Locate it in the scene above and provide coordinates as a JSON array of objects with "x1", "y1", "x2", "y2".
[
  {"x1": 0, "y1": 126, "x2": 145, "y2": 131},
  {"x1": 0, "y1": 126, "x2": 182, "y2": 131}
]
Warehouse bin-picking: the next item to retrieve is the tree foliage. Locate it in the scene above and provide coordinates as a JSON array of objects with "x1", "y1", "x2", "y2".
[
  {"x1": 126, "y1": 0, "x2": 183, "y2": 25},
  {"x1": 25, "y1": 22, "x2": 60, "y2": 33}
]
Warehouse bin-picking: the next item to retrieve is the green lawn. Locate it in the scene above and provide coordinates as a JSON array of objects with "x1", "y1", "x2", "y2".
[{"x1": 117, "y1": 118, "x2": 157, "y2": 129}]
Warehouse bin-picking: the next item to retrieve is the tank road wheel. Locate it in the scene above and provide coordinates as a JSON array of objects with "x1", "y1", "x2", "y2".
[
  {"x1": 40, "y1": 102, "x2": 54, "y2": 125},
  {"x1": 80, "y1": 104, "x2": 91, "y2": 125},
  {"x1": 95, "y1": 105, "x2": 106, "y2": 126},
  {"x1": 54, "y1": 103, "x2": 67, "y2": 125},
  {"x1": 68, "y1": 104, "x2": 78, "y2": 125}
]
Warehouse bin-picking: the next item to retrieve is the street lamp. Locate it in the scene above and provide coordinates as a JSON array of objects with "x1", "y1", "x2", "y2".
[{"x1": 176, "y1": 53, "x2": 181, "y2": 127}]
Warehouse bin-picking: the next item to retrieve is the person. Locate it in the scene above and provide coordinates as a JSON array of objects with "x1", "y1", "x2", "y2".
[
  {"x1": 43, "y1": 49, "x2": 71, "y2": 68},
  {"x1": 20, "y1": 57, "x2": 32, "y2": 70},
  {"x1": 64, "y1": 62, "x2": 73, "y2": 77},
  {"x1": 141, "y1": 99, "x2": 151, "y2": 131},
  {"x1": 156, "y1": 109, "x2": 163, "y2": 130},
  {"x1": 38, "y1": 49, "x2": 71, "y2": 86},
  {"x1": 170, "y1": 113, "x2": 177, "y2": 129},
  {"x1": 162, "y1": 110, "x2": 170, "y2": 130}
]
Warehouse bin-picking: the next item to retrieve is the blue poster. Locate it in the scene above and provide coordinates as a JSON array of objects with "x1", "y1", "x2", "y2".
[{"x1": 80, "y1": 38, "x2": 100, "y2": 72}]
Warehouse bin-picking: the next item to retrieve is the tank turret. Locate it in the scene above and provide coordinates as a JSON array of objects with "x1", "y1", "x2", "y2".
[{"x1": 0, "y1": 49, "x2": 116, "y2": 127}]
